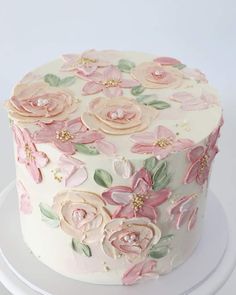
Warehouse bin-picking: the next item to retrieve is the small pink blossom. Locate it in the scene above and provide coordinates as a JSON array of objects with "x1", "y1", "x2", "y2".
[
  {"x1": 171, "y1": 91, "x2": 219, "y2": 111},
  {"x1": 154, "y1": 56, "x2": 181, "y2": 66},
  {"x1": 131, "y1": 125, "x2": 194, "y2": 160},
  {"x1": 13, "y1": 125, "x2": 49, "y2": 183},
  {"x1": 122, "y1": 260, "x2": 158, "y2": 285},
  {"x1": 34, "y1": 118, "x2": 104, "y2": 155},
  {"x1": 170, "y1": 194, "x2": 198, "y2": 231},
  {"x1": 61, "y1": 49, "x2": 111, "y2": 76},
  {"x1": 17, "y1": 181, "x2": 32, "y2": 215},
  {"x1": 82, "y1": 66, "x2": 139, "y2": 98},
  {"x1": 182, "y1": 67, "x2": 208, "y2": 83},
  {"x1": 58, "y1": 155, "x2": 87, "y2": 187},
  {"x1": 185, "y1": 122, "x2": 222, "y2": 185},
  {"x1": 102, "y1": 168, "x2": 171, "y2": 222}
]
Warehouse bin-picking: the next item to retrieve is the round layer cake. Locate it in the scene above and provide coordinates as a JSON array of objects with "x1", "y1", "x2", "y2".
[{"x1": 5, "y1": 50, "x2": 223, "y2": 285}]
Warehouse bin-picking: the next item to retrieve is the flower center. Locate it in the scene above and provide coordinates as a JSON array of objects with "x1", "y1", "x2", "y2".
[
  {"x1": 36, "y1": 98, "x2": 49, "y2": 107},
  {"x1": 56, "y1": 130, "x2": 74, "y2": 142},
  {"x1": 132, "y1": 194, "x2": 145, "y2": 212},
  {"x1": 152, "y1": 69, "x2": 166, "y2": 80},
  {"x1": 123, "y1": 233, "x2": 138, "y2": 244},
  {"x1": 80, "y1": 57, "x2": 97, "y2": 65},
  {"x1": 103, "y1": 79, "x2": 121, "y2": 88},
  {"x1": 199, "y1": 154, "x2": 209, "y2": 172},
  {"x1": 109, "y1": 108, "x2": 125, "y2": 120},
  {"x1": 24, "y1": 144, "x2": 34, "y2": 161},
  {"x1": 72, "y1": 209, "x2": 86, "y2": 225},
  {"x1": 154, "y1": 138, "x2": 172, "y2": 149}
]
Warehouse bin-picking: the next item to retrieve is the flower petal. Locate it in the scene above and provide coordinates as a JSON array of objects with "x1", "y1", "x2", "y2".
[
  {"x1": 188, "y1": 146, "x2": 205, "y2": 162},
  {"x1": 102, "y1": 186, "x2": 133, "y2": 205},
  {"x1": 82, "y1": 81, "x2": 103, "y2": 95},
  {"x1": 146, "y1": 189, "x2": 171, "y2": 207},
  {"x1": 120, "y1": 79, "x2": 140, "y2": 88},
  {"x1": 132, "y1": 168, "x2": 152, "y2": 194},
  {"x1": 184, "y1": 160, "x2": 200, "y2": 184},
  {"x1": 95, "y1": 139, "x2": 117, "y2": 156}
]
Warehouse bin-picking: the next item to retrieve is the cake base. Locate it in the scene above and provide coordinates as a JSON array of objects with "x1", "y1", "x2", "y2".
[{"x1": 0, "y1": 181, "x2": 232, "y2": 295}]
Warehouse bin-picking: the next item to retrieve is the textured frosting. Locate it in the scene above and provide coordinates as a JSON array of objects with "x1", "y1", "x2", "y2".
[{"x1": 6, "y1": 50, "x2": 223, "y2": 285}]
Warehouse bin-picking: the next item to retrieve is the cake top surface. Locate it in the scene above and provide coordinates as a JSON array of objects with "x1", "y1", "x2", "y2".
[{"x1": 6, "y1": 49, "x2": 222, "y2": 159}]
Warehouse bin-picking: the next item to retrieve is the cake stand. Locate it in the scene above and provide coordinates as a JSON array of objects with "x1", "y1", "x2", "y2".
[{"x1": 0, "y1": 181, "x2": 235, "y2": 295}]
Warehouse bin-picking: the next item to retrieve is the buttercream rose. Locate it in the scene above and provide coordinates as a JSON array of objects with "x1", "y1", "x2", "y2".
[
  {"x1": 81, "y1": 96, "x2": 157, "y2": 135},
  {"x1": 131, "y1": 62, "x2": 184, "y2": 89},
  {"x1": 6, "y1": 82, "x2": 78, "y2": 123},
  {"x1": 102, "y1": 218, "x2": 161, "y2": 262},
  {"x1": 52, "y1": 190, "x2": 110, "y2": 243}
]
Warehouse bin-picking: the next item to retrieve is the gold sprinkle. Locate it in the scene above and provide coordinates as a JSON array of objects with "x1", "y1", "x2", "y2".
[
  {"x1": 51, "y1": 169, "x2": 63, "y2": 183},
  {"x1": 56, "y1": 130, "x2": 74, "y2": 142},
  {"x1": 24, "y1": 144, "x2": 35, "y2": 161},
  {"x1": 154, "y1": 138, "x2": 172, "y2": 149},
  {"x1": 132, "y1": 194, "x2": 145, "y2": 211},
  {"x1": 103, "y1": 79, "x2": 121, "y2": 88},
  {"x1": 79, "y1": 57, "x2": 97, "y2": 65}
]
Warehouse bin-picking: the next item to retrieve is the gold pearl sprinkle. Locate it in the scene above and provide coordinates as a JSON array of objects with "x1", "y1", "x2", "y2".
[
  {"x1": 103, "y1": 79, "x2": 121, "y2": 88},
  {"x1": 56, "y1": 130, "x2": 74, "y2": 142},
  {"x1": 132, "y1": 194, "x2": 145, "y2": 211},
  {"x1": 154, "y1": 138, "x2": 172, "y2": 149},
  {"x1": 79, "y1": 57, "x2": 97, "y2": 65}
]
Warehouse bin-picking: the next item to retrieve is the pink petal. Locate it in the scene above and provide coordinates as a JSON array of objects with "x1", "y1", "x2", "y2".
[
  {"x1": 111, "y1": 191, "x2": 133, "y2": 205},
  {"x1": 146, "y1": 189, "x2": 171, "y2": 207},
  {"x1": 184, "y1": 160, "x2": 200, "y2": 184},
  {"x1": 120, "y1": 79, "x2": 140, "y2": 88},
  {"x1": 155, "y1": 125, "x2": 176, "y2": 140},
  {"x1": 95, "y1": 139, "x2": 117, "y2": 156},
  {"x1": 103, "y1": 86, "x2": 123, "y2": 98},
  {"x1": 132, "y1": 168, "x2": 152, "y2": 193},
  {"x1": 54, "y1": 140, "x2": 76, "y2": 155},
  {"x1": 34, "y1": 152, "x2": 49, "y2": 168},
  {"x1": 103, "y1": 65, "x2": 121, "y2": 81},
  {"x1": 72, "y1": 130, "x2": 104, "y2": 144},
  {"x1": 136, "y1": 205, "x2": 157, "y2": 222},
  {"x1": 82, "y1": 81, "x2": 103, "y2": 95},
  {"x1": 130, "y1": 132, "x2": 156, "y2": 145},
  {"x1": 170, "y1": 92, "x2": 195, "y2": 103},
  {"x1": 27, "y1": 161, "x2": 42, "y2": 184},
  {"x1": 154, "y1": 56, "x2": 181, "y2": 66},
  {"x1": 188, "y1": 146, "x2": 205, "y2": 162},
  {"x1": 113, "y1": 204, "x2": 135, "y2": 219},
  {"x1": 188, "y1": 208, "x2": 198, "y2": 231},
  {"x1": 131, "y1": 144, "x2": 154, "y2": 154},
  {"x1": 173, "y1": 139, "x2": 194, "y2": 151},
  {"x1": 102, "y1": 186, "x2": 133, "y2": 205},
  {"x1": 175, "y1": 211, "x2": 190, "y2": 229},
  {"x1": 153, "y1": 145, "x2": 173, "y2": 160}
]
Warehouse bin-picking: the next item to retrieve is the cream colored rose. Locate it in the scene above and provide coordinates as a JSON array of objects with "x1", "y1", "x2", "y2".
[
  {"x1": 131, "y1": 62, "x2": 184, "y2": 89},
  {"x1": 52, "y1": 190, "x2": 111, "y2": 243},
  {"x1": 5, "y1": 82, "x2": 78, "y2": 123},
  {"x1": 81, "y1": 96, "x2": 157, "y2": 135},
  {"x1": 102, "y1": 218, "x2": 161, "y2": 262}
]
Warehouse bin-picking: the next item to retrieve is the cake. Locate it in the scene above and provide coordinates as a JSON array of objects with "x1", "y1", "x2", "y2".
[{"x1": 5, "y1": 50, "x2": 223, "y2": 286}]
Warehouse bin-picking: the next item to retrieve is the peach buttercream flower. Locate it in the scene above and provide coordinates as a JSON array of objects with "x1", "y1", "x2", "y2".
[
  {"x1": 81, "y1": 96, "x2": 157, "y2": 135},
  {"x1": 102, "y1": 218, "x2": 161, "y2": 262},
  {"x1": 52, "y1": 190, "x2": 110, "y2": 243},
  {"x1": 6, "y1": 82, "x2": 78, "y2": 123},
  {"x1": 131, "y1": 62, "x2": 184, "y2": 89}
]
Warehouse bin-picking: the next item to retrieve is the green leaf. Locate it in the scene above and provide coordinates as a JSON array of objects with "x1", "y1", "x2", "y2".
[
  {"x1": 39, "y1": 203, "x2": 60, "y2": 228},
  {"x1": 149, "y1": 246, "x2": 169, "y2": 259},
  {"x1": 44, "y1": 74, "x2": 61, "y2": 87},
  {"x1": 75, "y1": 144, "x2": 100, "y2": 155},
  {"x1": 59, "y1": 76, "x2": 77, "y2": 87},
  {"x1": 172, "y1": 63, "x2": 186, "y2": 70},
  {"x1": 131, "y1": 85, "x2": 145, "y2": 96},
  {"x1": 72, "y1": 238, "x2": 92, "y2": 257},
  {"x1": 118, "y1": 59, "x2": 135, "y2": 73},
  {"x1": 146, "y1": 100, "x2": 171, "y2": 110},
  {"x1": 94, "y1": 169, "x2": 113, "y2": 188},
  {"x1": 144, "y1": 156, "x2": 158, "y2": 174},
  {"x1": 152, "y1": 162, "x2": 171, "y2": 191}
]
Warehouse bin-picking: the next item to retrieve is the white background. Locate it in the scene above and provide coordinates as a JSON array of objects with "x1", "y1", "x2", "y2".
[{"x1": 0, "y1": 0, "x2": 235, "y2": 294}]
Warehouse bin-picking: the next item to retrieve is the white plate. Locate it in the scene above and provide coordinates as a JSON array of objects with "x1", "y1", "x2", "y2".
[{"x1": 0, "y1": 181, "x2": 233, "y2": 295}]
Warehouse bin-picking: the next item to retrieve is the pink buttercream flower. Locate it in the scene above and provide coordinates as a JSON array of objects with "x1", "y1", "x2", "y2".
[
  {"x1": 182, "y1": 67, "x2": 208, "y2": 83},
  {"x1": 102, "y1": 168, "x2": 171, "y2": 222},
  {"x1": 169, "y1": 194, "x2": 198, "y2": 231},
  {"x1": 122, "y1": 260, "x2": 158, "y2": 285},
  {"x1": 17, "y1": 181, "x2": 32, "y2": 215},
  {"x1": 131, "y1": 62, "x2": 184, "y2": 89},
  {"x1": 58, "y1": 155, "x2": 87, "y2": 187},
  {"x1": 13, "y1": 125, "x2": 49, "y2": 183},
  {"x1": 34, "y1": 117, "x2": 104, "y2": 155},
  {"x1": 5, "y1": 82, "x2": 78, "y2": 123},
  {"x1": 102, "y1": 218, "x2": 161, "y2": 262},
  {"x1": 131, "y1": 125, "x2": 194, "y2": 160},
  {"x1": 171, "y1": 91, "x2": 219, "y2": 111},
  {"x1": 82, "y1": 66, "x2": 139, "y2": 98},
  {"x1": 154, "y1": 56, "x2": 181, "y2": 66},
  {"x1": 184, "y1": 122, "x2": 222, "y2": 185},
  {"x1": 61, "y1": 49, "x2": 111, "y2": 77}
]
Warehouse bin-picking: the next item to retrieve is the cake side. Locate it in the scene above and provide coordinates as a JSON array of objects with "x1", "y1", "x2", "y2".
[{"x1": 6, "y1": 50, "x2": 223, "y2": 285}]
